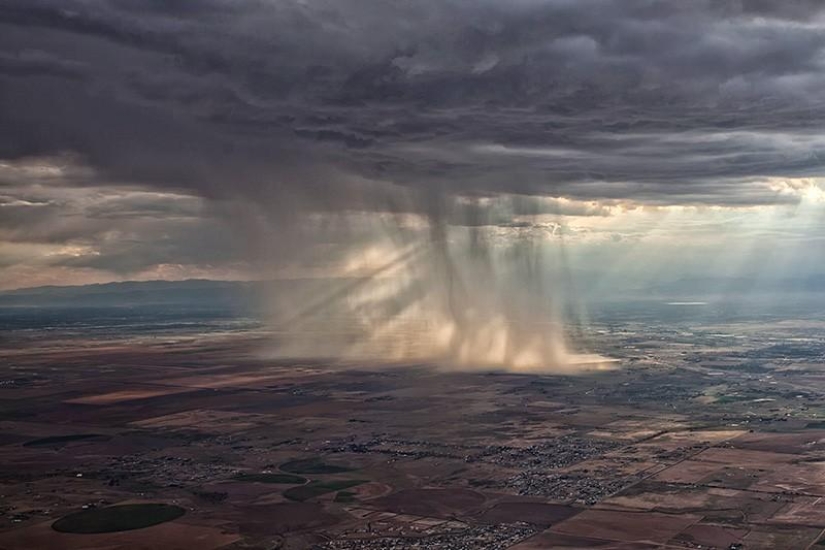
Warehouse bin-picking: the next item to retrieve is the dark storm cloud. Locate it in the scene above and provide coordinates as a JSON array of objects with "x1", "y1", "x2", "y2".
[{"x1": 2, "y1": 0, "x2": 825, "y2": 209}]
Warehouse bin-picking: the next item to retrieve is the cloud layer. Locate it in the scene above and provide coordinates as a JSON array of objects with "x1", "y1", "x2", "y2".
[
  {"x1": 2, "y1": 0, "x2": 825, "y2": 288},
  {"x1": 3, "y1": 0, "x2": 825, "y2": 204}
]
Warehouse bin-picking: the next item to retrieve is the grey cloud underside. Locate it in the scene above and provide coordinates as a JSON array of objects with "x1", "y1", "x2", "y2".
[{"x1": 2, "y1": 0, "x2": 825, "y2": 208}]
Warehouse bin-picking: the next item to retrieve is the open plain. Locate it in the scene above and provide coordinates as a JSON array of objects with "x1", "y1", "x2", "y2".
[{"x1": 3, "y1": 304, "x2": 825, "y2": 549}]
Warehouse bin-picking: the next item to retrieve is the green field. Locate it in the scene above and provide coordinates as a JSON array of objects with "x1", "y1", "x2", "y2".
[
  {"x1": 233, "y1": 472, "x2": 306, "y2": 484},
  {"x1": 279, "y1": 458, "x2": 352, "y2": 475},
  {"x1": 24, "y1": 434, "x2": 110, "y2": 448},
  {"x1": 52, "y1": 504, "x2": 185, "y2": 534},
  {"x1": 283, "y1": 480, "x2": 365, "y2": 502}
]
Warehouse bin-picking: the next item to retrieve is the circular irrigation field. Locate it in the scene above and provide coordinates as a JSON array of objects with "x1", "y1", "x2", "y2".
[{"x1": 52, "y1": 504, "x2": 185, "y2": 534}]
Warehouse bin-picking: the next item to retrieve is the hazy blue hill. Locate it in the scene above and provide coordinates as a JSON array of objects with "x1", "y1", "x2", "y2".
[
  {"x1": 0, "y1": 279, "x2": 256, "y2": 308},
  {"x1": 0, "y1": 280, "x2": 271, "y2": 334}
]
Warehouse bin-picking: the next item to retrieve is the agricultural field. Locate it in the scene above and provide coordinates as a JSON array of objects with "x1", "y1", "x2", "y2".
[{"x1": 4, "y1": 312, "x2": 825, "y2": 548}]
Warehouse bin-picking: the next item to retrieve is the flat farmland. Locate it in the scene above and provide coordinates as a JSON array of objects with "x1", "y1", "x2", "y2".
[{"x1": 4, "y1": 319, "x2": 825, "y2": 549}]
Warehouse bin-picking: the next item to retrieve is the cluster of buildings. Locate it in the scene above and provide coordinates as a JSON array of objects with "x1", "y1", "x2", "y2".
[
  {"x1": 105, "y1": 453, "x2": 236, "y2": 488},
  {"x1": 322, "y1": 434, "x2": 620, "y2": 472},
  {"x1": 474, "y1": 437, "x2": 619, "y2": 469},
  {"x1": 322, "y1": 436, "x2": 478, "y2": 461},
  {"x1": 317, "y1": 523, "x2": 535, "y2": 550},
  {"x1": 503, "y1": 471, "x2": 641, "y2": 505}
]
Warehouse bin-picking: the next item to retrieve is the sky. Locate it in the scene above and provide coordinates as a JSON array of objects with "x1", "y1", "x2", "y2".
[{"x1": 2, "y1": 0, "x2": 825, "y2": 292}]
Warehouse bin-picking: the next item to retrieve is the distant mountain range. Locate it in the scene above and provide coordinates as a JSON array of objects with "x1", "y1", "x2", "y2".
[
  {"x1": 0, "y1": 279, "x2": 257, "y2": 309},
  {"x1": 2, "y1": 275, "x2": 825, "y2": 310}
]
